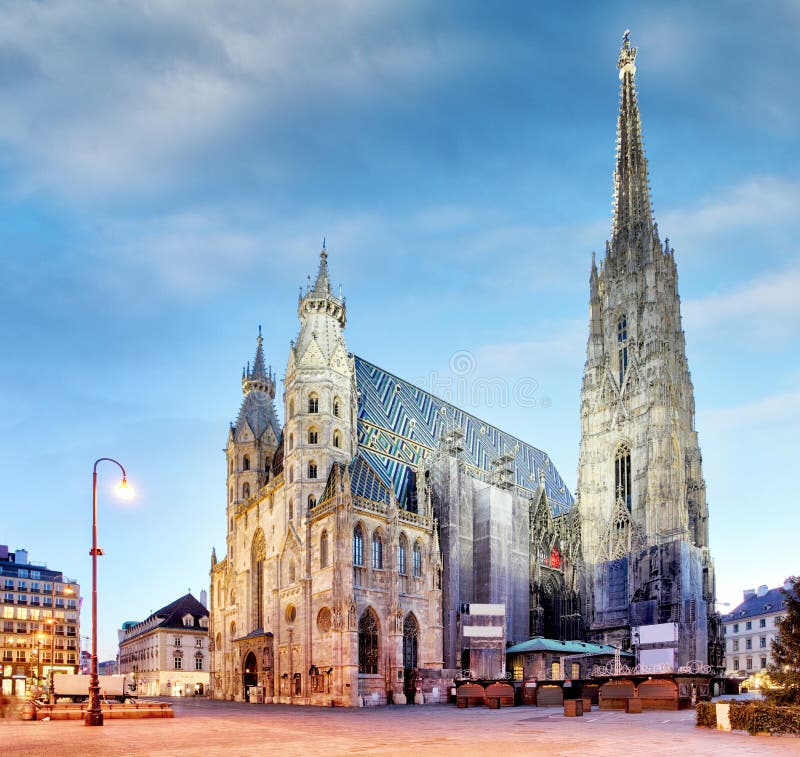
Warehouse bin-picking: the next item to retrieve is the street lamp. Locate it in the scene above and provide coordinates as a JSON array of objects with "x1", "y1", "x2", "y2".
[
  {"x1": 48, "y1": 579, "x2": 74, "y2": 704},
  {"x1": 86, "y1": 457, "x2": 133, "y2": 727}
]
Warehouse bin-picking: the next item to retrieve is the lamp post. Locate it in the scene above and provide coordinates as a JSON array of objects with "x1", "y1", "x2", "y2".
[
  {"x1": 86, "y1": 457, "x2": 133, "y2": 727},
  {"x1": 48, "y1": 578, "x2": 74, "y2": 704}
]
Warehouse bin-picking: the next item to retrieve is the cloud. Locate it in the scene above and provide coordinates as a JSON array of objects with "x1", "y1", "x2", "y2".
[
  {"x1": 700, "y1": 387, "x2": 800, "y2": 433},
  {"x1": 683, "y1": 263, "x2": 800, "y2": 338}
]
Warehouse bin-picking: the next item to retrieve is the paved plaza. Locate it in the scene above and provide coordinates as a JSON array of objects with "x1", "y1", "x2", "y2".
[{"x1": 1, "y1": 698, "x2": 798, "y2": 757}]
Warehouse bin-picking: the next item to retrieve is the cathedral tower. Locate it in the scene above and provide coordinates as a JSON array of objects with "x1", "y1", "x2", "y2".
[
  {"x1": 577, "y1": 33, "x2": 720, "y2": 668},
  {"x1": 283, "y1": 245, "x2": 357, "y2": 527},
  {"x1": 225, "y1": 328, "x2": 281, "y2": 546}
]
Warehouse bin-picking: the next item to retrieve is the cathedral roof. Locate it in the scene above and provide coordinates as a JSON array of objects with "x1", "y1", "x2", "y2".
[
  {"x1": 353, "y1": 356, "x2": 574, "y2": 515},
  {"x1": 233, "y1": 388, "x2": 281, "y2": 442}
]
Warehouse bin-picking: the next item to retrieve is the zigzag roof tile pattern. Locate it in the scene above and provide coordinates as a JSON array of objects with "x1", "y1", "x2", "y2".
[{"x1": 353, "y1": 356, "x2": 574, "y2": 515}]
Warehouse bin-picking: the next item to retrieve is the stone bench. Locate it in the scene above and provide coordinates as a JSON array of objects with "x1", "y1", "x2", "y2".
[{"x1": 35, "y1": 701, "x2": 174, "y2": 720}]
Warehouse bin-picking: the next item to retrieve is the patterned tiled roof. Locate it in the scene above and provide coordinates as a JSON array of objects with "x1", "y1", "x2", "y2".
[{"x1": 353, "y1": 356, "x2": 574, "y2": 514}]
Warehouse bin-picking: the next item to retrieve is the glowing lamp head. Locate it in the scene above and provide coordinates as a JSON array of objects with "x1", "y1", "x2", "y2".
[{"x1": 115, "y1": 476, "x2": 135, "y2": 501}]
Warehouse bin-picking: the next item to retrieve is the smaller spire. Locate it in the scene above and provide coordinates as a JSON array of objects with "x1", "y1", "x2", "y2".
[
  {"x1": 242, "y1": 327, "x2": 275, "y2": 398},
  {"x1": 313, "y1": 247, "x2": 331, "y2": 294}
]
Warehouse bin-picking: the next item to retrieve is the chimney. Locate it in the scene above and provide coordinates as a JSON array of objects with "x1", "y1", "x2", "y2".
[
  {"x1": 14, "y1": 549, "x2": 28, "y2": 565},
  {"x1": 0, "y1": 545, "x2": 8, "y2": 561},
  {"x1": 200, "y1": 589, "x2": 208, "y2": 609},
  {"x1": 743, "y1": 589, "x2": 756, "y2": 601},
  {"x1": 756, "y1": 585, "x2": 768, "y2": 598}
]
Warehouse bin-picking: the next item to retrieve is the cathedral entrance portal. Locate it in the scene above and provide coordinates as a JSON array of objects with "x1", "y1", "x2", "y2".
[{"x1": 243, "y1": 651, "x2": 258, "y2": 700}]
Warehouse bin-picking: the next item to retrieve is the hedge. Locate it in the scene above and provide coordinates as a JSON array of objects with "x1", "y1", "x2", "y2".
[{"x1": 696, "y1": 700, "x2": 800, "y2": 735}]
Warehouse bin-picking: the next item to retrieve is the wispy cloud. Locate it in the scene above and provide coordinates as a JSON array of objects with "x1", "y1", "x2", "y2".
[{"x1": 700, "y1": 386, "x2": 800, "y2": 433}]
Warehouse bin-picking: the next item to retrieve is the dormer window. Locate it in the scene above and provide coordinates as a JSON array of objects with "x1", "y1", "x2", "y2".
[{"x1": 182, "y1": 614, "x2": 194, "y2": 628}]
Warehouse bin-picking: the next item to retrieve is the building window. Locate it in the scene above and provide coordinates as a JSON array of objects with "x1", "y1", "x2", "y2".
[
  {"x1": 174, "y1": 637, "x2": 181, "y2": 647},
  {"x1": 308, "y1": 429, "x2": 318, "y2": 445},
  {"x1": 759, "y1": 618, "x2": 766, "y2": 628},
  {"x1": 174, "y1": 657, "x2": 182, "y2": 670},
  {"x1": 243, "y1": 455, "x2": 250, "y2": 471},
  {"x1": 353, "y1": 526, "x2": 364, "y2": 567},
  {"x1": 551, "y1": 662, "x2": 561, "y2": 680},
  {"x1": 242, "y1": 483, "x2": 250, "y2": 499},
  {"x1": 308, "y1": 494, "x2": 316, "y2": 509},
  {"x1": 759, "y1": 637, "x2": 766, "y2": 648},
  {"x1": 372, "y1": 532, "x2": 383, "y2": 570},
  {"x1": 398, "y1": 536, "x2": 407, "y2": 576},
  {"x1": 288, "y1": 500, "x2": 293, "y2": 520},
  {"x1": 733, "y1": 640, "x2": 739, "y2": 652},
  {"x1": 402, "y1": 613, "x2": 418, "y2": 670},
  {"x1": 358, "y1": 609, "x2": 379, "y2": 674},
  {"x1": 196, "y1": 639, "x2": 203, "y2": 648},
  {"x1": 746, "y1": 658, "x2": 752, "y2": 670},
  {"x1": 320, "y1": 530, "x2": 329, "y2": 569},
  {"x1": 333, "y1": 398, "x2": 340, "y2": 417},
  {"x1": 308, "y1": 461, "x2": 317, "y2": 479},
  {"x1": 746, "y1": 638, "x2": 752, "y2": 650},
  {"x1": 195, "y1": 657, "x2": 203, "y2": 670},
  {"x1": 571, "y1": 662, "x2": 580, "y2": 679},
  {"x1": 617, "y1": 314, "x2": 628, "y2": 385},
  {"x1": 745, "y1": 621, "x2": 752, "y2": 631},
  {"x1": 333, "y1": 431, "x2": 341, "y2": 448},
  {"x1": 733, "y1": 623, "x2": 739, "y2": 633},
  {"x1": 614, "y1": 443, "x2": 632, "y2": 511},
  {"x1": 760, "y1": 657, "x2": 767, "y2": 669},
  {"x1": 412, "y1": 543, "x2": 422, "y2": 578},
  {"x1": 308, "y1": 395, "x2": 319, "y2": 414},
  {"x1": 733, "y1": 657, "x2": 739, "y2": 670}
]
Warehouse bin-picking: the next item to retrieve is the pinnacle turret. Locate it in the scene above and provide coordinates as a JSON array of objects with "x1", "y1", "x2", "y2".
[
  {"x1": 299, "y1": 242, "x2": 346, "y2": 329},
  {"x1": 242, "y1": 326, "x2": 276, "y2": 398},
  {"x1": 313, "y1": 241, "x2": 332, "y2": 294}
]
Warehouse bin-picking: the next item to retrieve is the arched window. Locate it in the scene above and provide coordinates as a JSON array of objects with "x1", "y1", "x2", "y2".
[
  {"x1": 229, "y1": 486, "x2": 233, "y2": 504},
  {"x1": 289, "y1": 467, "x2": 294, "y2": 483},
  {"x1": 229, "y1": 459, "x2": 233, "y2": 474},
  {"x1": 308, "y1": 394, "x2": 319, "y2": 414},
  {"x1": 308, "y1": 494, "x2": 316, "y2": 509},
  {"x1": 412, "y1": 542, "x2": 422, "y2": 577},
  {"x1": 402, "y1": 613, "x2": 418, "y2": 669},
  {"x1": 308, "y1": 428, "x2": 318, "y2": 445},
  {"x1": 308, "y1": 461, "x2": 317, "y2": 479},
  {"x1": 358, "y1": 609, "x2": 379, "y2": 674},
  {"x1": 243, "y1": 455, "x2": 250, "y2": 471},
  {"x1": 617, "y1": 315, "x2": 628, "y2": 386},
  {"x1": 242, "y1": 482, "x2": 250, "y2": 500},
  {"x1": 353, "y1": 525, "x2": 364, "y2": 566},
  {"x1": 372, "y1": 531, "x2": 383, "y2": 570},
  {"x1": 333, "y1": 397, "x2": 341, "y2": 417},
  {"x1": 251, "y1": 531, "x2": 265, "y2": 631},
  {"x1": 333, "y1": 430, "x2": 341, "y2": 449},
  {"x1": 614, "y1": 443, "x2": 632, "y2": 511},
  {"x1": 320, "y1": 530, "x2": 329, "y2": 568},
  {"x1": 288, "y1": 500, "x2": 294, "y2": 521},
  {"x1": 288, "y1": 433, "x2": 294, "y2": 451},
  {"x1": 398, "y1": 535, "x2": 408, "y2": 576}
]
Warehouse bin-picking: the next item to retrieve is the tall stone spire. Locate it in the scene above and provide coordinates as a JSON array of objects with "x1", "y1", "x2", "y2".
[
  {"x1": 313, "y1": 242, "x2": 332, "y2": 295},
  {"x1": 611, "y1": 31, "x2": 657, "y2": 253}
]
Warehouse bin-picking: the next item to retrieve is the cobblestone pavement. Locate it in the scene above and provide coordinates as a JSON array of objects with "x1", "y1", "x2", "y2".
[{"x1": 1, "y1": 697, "x2": 798, "y2": 757}]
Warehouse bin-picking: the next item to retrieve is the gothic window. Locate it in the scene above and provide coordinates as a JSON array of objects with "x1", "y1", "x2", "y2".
[
  {"x1": 242, "y1": 482, "x2": 251, "y2": 500},
  {"x1": 308, "y1": 429, "x2": 318, "y2": 445},
  {"x1": 398, "y1": 535, "x2": 408, "y2": 576},
  {"x1": 550, "y1": 547, "x2": 562, "y2": 569},
  {"x1": 617, "y1": 315, "x2": 628, "y2": 386},
  {"x1": 229, "y1": 459, "x2": 233, "y2": 474},
  {"x1": 308, "y1": 394, "x2": 319, "y2": 414},
  {"x1": 288, "y1": 433, "x2": 294, "y2": 451},
  {"x1": 402, "y1": 613, "x2": 418, "y2": 669},
  {"x1": 614, "y1": 443, "x2": 632, "y2": 511},
  {"x1": 353, "y1": 525, "x2": 364, "y2": 566},
  {"x1": 358, "y1": 609, "x2": 379, "y2": 674},
  {"x1": 320, "y1": 530, "x2": 329, "y2": 568},
  {"x1": 251, "y1": 531, "x2": 265, "y2": 631},
  {"x1": 333, "y1": 397, "x2": 341, "y2": 417},
  {"x1": 308, "y1": 461, "x2": 318, "y2": 479},
  {"x1": 551, "y1": 661, "x2": 560, "y2": 679},
  {"x1": 289, "y1": 467, "x2": 294, "y2": 483},
  {"x1": 412, "y1": 542, "x2": 422, "y2": 578},
  {"x1": 288, "y1": 500, "x2": 294, "y2": 520},
  {"x1": 333, "y1": 430, "x2": 341, "y2": 448},
  {"x1": 308, "y1": 494, "x2": 316, "y2": 509},
  {"x1": 243, "y1": 455, "x2": 250, "y2": 471},
  {"x1": 372, "y1": 532, "x2": 383, "y2": 570},
  {"x1": 229, "y1": 486, "x2": 233, "y2": 504}
]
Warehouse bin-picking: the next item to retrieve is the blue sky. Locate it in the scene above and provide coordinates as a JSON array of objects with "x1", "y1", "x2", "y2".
[{"x1": 1, "y1": 1, "x2": 798, "y2": 659}]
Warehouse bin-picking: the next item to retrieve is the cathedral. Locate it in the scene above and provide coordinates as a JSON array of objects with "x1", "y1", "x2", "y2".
[{"x1": 208, "y1": 34, "x2": 721, "y2": 706}]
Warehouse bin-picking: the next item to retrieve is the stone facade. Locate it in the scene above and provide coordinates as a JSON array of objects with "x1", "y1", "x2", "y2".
[{"x1": 576, "y1": 34, "x2": 720, "y2": 668}]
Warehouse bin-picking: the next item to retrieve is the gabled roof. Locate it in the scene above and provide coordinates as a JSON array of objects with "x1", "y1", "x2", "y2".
[
  {"x1": 723, "y1": 587, "x2": 788, "y2": 622},
  {"x1": 353, "y1": 356, "x2": 574, "y2": 514},
  {"x1": 505, "y1": 637, "x2": 633, "y2": 656}
]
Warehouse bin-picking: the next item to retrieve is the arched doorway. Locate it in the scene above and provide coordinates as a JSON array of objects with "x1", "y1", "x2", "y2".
[
  {"x1": 402, "y1": 613, "x2": 418, "y2": 703},
  {"x1": 243, "y1": 651, "x2": 258, "y2": 701}
]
